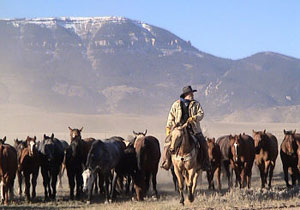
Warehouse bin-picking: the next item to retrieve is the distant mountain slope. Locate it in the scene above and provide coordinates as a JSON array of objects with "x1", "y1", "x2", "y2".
[{"x1": 0, "y1": 17, "x2": 299, "y2": 121}]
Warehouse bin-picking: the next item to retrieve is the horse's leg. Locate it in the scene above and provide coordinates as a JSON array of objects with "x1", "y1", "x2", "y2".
[
  {"x1": 4, "y1": 183, "x2": 8, "y2": 205},
  {"x1": 282, "y1": 164, "x2": 290, "y2": 188},
  {"x1": 264, "y1": 160, "x2": 270, "y2": 188},
  {"x1": 104, "y1": 174, "x2": 110, "y2": 204},
  {"x1": 171, "y1": 166, "x2": 178, "y2": 192},
  {"x1": 125, "y1": 175, "x2": 131, "y2": 195},
  {"x1": 145, "y1": 172, "x2": 150, "y2": 195},
  {"x1": 24, "y1": 173, "x2": 31, "y2": 202},
  {"x1": 173, "y1": 162, "x2": 184, "y2": 205},
  {"x1": 207, "y1": 167, "x2": 214, "y2": 190},
  {"x1": 75, "y1": 169, "x2": 83, "y2": 200},
  {"x1": 187, "y1": 169, "x2": 196, "y2": 202},
  {"x1": 216, "y1": 166, "x2": 221, "y2": 191},
  {"x1": 17, "y1": 171, "x2": 23, "y2": 197},
  {"x1": 32, "y1": 169, "x2": 38, "y2": 200},
  {"x1": 291, "y1": 167, "x2": 298, "y2": 186},
  {"x1": 224, "y1": 161, "x2": 231, "y2": 189},
  {"x1": 152, "y1": 169, "x2": 158, "y2": 198},
  {"x1": 240, "y1": 165, "x2": 246, "y2": 189},
  {"x1": 268, "y1": 162, "x2": 275, "y2": 189},
  {"x1": 68, "y1": 171, "x2": 75, "y2": 200},
  {"x1": 110, "y1": 171, "x2": 118, "y2": 202},
  {"x1": 56, "y1": 165, "x2": 61, "y2": 189},
  {"x1": 41, "y1": 167, "x2": 49, "y2": 201},
  {"x1": 258, "y1": 163, "x2": 265, "y2": 188},
  {"x1": 50, "y1": 168, "x2": 59, "y2": 200},
  {"x1": 192, "y1": 171, "x2": 199, "y2": 195}
]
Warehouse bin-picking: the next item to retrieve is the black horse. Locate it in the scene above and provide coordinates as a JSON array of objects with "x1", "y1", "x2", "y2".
[
  {"x1": 38, "y1": 134, "x2": 66, "y2": 200},
  {"x1": 82, "y1": 137, "x2": 125, "y2": 203},
  {"x1": 65, "y1": 137, "x2": 85, "y2": 200}
]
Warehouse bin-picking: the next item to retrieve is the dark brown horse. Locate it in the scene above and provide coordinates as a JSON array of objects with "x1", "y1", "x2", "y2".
[
  {"x1": 14, "y1": 138, "x2": 27, "y2": 197},
  {"x1": 17, "y1": 136, "x2": 40, "y2": 202},
  {"x1": 280, "y1": 130, "x2": 300, "y2": 187},
  {"x1": 216, "y1": 135, "x2": 234, "y2": 189},
  {"x1": 133, "y1": 130, "x2": 161, "y2": 201},
  {"x1": 66, "y1": 127, "x2": 96, "y2": 200},
  {"x1": 207, "y1": 137, "x2": 222, "y2": 190},
  {"x1": 229, "y1": 134, "x2": 255, "y2": 189},
  {"x1": 0, "y1": 137, "x2": 17, "y2": 205},
  {"x1": 252, "y1": 130, "x2": 278, "y2": 188}
]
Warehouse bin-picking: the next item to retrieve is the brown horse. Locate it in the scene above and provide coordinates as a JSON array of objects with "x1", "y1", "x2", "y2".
[
  {"x1": 133, "y1": 130, "x2": 161, "y2": 201},
  {"x1": 17, "y1": 136, "x2": 40, "y2": 202},
  {"x1": 0, "y1": 137, "x2": 18, "y2": 205},
  {"x1": 207, "y1": 137, "x2": 222, "y2": 191},
  {"x1": 216, "y1": 135, "x2": 234, "y2": 189},
  {"x1": 169, "y1": 122, "x2": 201, "y2": 205},
  {"x1": 66, "y1": 127, "x2": 96, "y2": 199},
  {"x1": 280, "y1": 130, "x2": 300, "y2": 187},
  {"x1": 229, "y1": 134, "x2": 255, "y2": 189},
  {"x1": 252, "y1": 130, "x2": 278, "y2": 189},
  {"x1": 14, "y1": 138, "x2": 27, "y2": 196}
]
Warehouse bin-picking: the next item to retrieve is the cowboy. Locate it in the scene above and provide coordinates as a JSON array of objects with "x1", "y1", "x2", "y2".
[{"x1": 161, "y1": 85, "x2": 210, "y2": 171}]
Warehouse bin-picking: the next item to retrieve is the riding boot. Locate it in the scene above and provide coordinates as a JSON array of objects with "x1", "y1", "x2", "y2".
[
  {"x1": 161, "y1": 145, "x2": 172, "y2": 170},
  {"x1": 196, "y1": 133, "x2": 211, "y2": 172}
]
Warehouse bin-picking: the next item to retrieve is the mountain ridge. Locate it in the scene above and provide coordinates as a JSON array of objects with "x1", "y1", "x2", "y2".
[{"x1": 1, "y1": 16, "x2": 299, "y2": 122}]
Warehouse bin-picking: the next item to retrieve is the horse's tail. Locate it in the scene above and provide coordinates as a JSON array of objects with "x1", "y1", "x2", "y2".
[{"x1": 136, "y1": 146, "x2": 143, "y2": 170}]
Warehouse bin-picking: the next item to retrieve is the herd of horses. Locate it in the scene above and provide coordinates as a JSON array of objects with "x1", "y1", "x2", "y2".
[{"x1": 0, "y1": 124, "x2": 299, "y2": 206}]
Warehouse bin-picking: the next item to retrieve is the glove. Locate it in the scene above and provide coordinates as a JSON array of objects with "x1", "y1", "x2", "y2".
[
  {"x1": 187, "y1": 116, "x2": 196, "y2": 123},
  {"x1": 166, "y1": 127, "x2": 171, "y2": 136}
]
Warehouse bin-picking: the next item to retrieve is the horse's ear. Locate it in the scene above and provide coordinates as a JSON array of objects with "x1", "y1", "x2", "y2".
[
  {"x1": 252, "y1": 129, "x2": 256, "y2": 135},
  {"x1": 263, "y1": 129, "x2": 266, "y2": 134},
  {"x1": 133, "y1": 131, "x2": 138, "y2": 135},
  {"x1": 34, "y1": 136, "x2": 36, "y2": 141},
  {"x1": 239, "y1": 134, "x2": 242, "y2": 138},
  {"x1": 212, "y1": 137, "x2": 215, "y2": 143},
  {"x1": 80, "y1": 127, "x2": 83, "y2": 132},
  {"x1": 51, "y1": 133, "x2": 54, "y2": 139},
  {"x1": 26, "y1": 136, "x2": 30, "y2": 141},
  {"x1": 144, "y1": 129, "x2": 147, "y2": 136},
  {"x1": 284, "y1": 129, "x2": 287, "y2": 135},
  {"x1": 3, "y1": 136, "x2": 6, "y2": 143},
  {"x1": 68, "y1": 127, "x2": 72, "y2": 131},
  {"x1": 44, "y1": 134, "x2": 46, "y2": 139},
  {"x1": 293, "y1": 130, "x2": 296, "y2": 135}
]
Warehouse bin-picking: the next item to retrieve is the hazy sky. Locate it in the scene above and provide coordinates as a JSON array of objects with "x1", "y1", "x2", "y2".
[{"x1": 1, "y1": 0, "x2": 299, "y2": 59}]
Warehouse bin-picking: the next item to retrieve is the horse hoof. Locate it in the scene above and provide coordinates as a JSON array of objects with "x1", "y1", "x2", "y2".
[
  {"x1": 104, "y1": 200, "x2": 109, "y2": 204},
  {"x1": 86, "y1": 200, "x2": 91, "y2": 205},
  {"x1": 188, "y1": 195, "x2": 194, "y2": 203}
]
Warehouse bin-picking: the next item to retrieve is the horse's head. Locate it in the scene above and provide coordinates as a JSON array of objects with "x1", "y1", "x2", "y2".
[
  {"x1": 82, "y1": 168, "x2": 95, "y2": 193},
  {"x1": 26, "y1": 136, "x2": 37, "y2": 157},
  {"x1": 283, "y1": 129, "x2": 297, "y2": 156},
  {"x1": 68, "y1": 126, "x2": 83, "y2": 142},
  {"x1": 230, "y1": 134, "x2": 242, "y2": 163},
  {"x1": 207, "y1": 137, "x2": 216, "y2": 161},
  {"x1": 70, "y1": 137, "x2": 81, "y2": 158},
  {"x1": 252, "y1": 129, "x2": 267, "y2": 153},
  {"x1": 0, "y1": 136, "x2": 6, "y2": 144},
  {"x1": 133, "y1": 130, "x2": 147, "y2": 148},
  {"x1": 42, "y1": 134, "x2": 56, "y2": 161},
  {"x1": 169, "y1": 123, "x2": 187, "y2": 154}
]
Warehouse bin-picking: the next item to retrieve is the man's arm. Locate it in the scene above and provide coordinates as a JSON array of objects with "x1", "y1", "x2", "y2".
[{"x1": 166, "y1": 102, "x2": 176, "y2": 133}]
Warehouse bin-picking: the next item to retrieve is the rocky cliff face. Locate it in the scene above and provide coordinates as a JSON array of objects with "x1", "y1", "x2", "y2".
[{"x1": 0, "y1": 17, "x2": 299, "y2": 121}]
